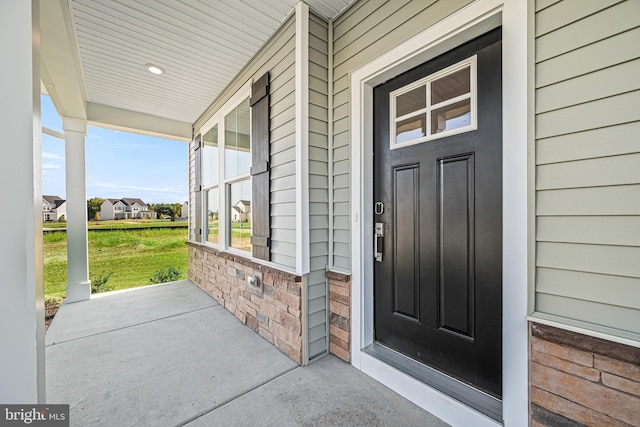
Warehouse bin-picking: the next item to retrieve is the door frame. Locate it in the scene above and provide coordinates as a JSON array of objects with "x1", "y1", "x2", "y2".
[{"x1": 349, "y1": 1, "x2": 531, "y2": 426}]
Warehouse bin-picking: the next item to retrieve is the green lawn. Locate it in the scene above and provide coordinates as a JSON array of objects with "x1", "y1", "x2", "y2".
[
  {"x1": 44, "y1": 227, "x2": 188, "y2": 298},
  {"x1": 231, "y1": 222, "x2": 251, "y2": 251},
  {"x1": 206, "y1": 220, "x2": 251, "y2": 251},
  {"x1": 44, "y1": 218, "x2": 187, "y2": 230}
]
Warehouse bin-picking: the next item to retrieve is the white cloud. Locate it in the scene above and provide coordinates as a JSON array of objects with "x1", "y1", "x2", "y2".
[
  {"x1": 42, "y1": 152, "x2": 64, "y2": 161},
  {"x1": 42, "y1": 162, "x2": 62, "y2": 169}
]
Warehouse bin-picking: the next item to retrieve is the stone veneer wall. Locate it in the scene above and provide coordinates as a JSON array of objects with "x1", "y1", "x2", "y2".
[
  {"x1": 327, "y1": 271, "x2": 351, "y2": 362},
  {"x1": 187, "y1": 243, "x2": 303, "y2": 364},
  {"x1": 529, "y1": 322, "x2": 640, "y2": 426}
]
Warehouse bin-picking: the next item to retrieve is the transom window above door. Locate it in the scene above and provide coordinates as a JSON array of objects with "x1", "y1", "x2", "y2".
[{"x1": 390, "y1": 56, "x2": 477, "y2": 149}]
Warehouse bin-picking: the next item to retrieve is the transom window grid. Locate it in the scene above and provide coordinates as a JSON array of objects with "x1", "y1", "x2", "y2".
[
  {"x1": 200, "y1": 89, "x2": 252, "y2": 254},
  {"x1": 390, "y1": 56, "x2": 477, "y2": 150}
]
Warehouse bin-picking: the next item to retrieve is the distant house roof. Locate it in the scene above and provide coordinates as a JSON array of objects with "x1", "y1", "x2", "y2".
[
  {"x1": 238, "y1": 200, "x2": 251, "y2": 206},
  {"x1": 43, "y1": 195, "x2": 64, "y2": 205},
  {"x1": 122, "y1": 198, "x2": 147, "y2": 207},
  {"x1": 232, "y1": 206, "x2": 243, "y2": 214},
  {"x1": 105, "y1": 198, "x2": 121, "y2": 204}
]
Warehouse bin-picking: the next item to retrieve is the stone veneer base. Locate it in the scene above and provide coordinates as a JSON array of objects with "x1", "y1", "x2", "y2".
[
  {"x1": 529, "y1": 321, "x2": 640, "y2": 426},
  {"x1": 327, "y1": 270, "x2": 351, "y2": 363},
  {"x1": 187, "y1": 242, "x2": 303, "y2": 364}
]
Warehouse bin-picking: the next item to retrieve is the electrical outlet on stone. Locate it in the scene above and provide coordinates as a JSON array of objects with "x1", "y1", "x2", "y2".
[{"x1": 247, "y1": 275, "x2": 260, "y2": 287}]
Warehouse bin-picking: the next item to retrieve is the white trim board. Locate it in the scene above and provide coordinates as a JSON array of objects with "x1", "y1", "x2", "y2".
[
  {"x1": 295, "y1": 2, "x2": 310, "y2": 275},
  {"x1": 349, "y1": 0, "x2": 529, "y2": 425}
]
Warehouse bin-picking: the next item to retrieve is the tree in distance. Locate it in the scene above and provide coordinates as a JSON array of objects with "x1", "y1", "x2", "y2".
[
  {"x1": 149, "y1": 203, "x2": 182, "y2": 220},
  {"x1": 87, "y1": 197, "x2": 104, "y2": 221}
]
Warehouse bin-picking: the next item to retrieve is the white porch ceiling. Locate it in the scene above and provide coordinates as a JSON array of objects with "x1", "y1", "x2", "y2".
[{"x1": 40, "y1": 0, "x2": 354, "y2": 140}]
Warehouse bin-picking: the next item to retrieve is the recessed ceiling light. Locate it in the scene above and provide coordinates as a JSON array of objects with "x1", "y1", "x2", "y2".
[{"x1": 145, "y1": 63, "x2": 165, "y2": 75}]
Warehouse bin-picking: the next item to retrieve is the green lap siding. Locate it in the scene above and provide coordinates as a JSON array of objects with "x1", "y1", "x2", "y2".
[
  {"x1": 307, "y1": 11, "x2": 330, "y2": 360},
  {"x1": 534, "y1": 0, "x2": 640, "y2": 339}
]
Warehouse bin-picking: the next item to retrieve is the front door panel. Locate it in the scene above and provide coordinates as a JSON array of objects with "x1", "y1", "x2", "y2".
[{"x1": 373, "y1": 29, "x2": 502, "y2": 397}]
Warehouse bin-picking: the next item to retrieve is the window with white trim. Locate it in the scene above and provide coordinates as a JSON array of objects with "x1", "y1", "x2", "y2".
[
  {"x1": 201, "y1": 96, "x2": 252, "y2": 253},
  {"x1": 202, "y1": 124, "x2": 219, "y2": 245},
  {"x1": 390, "y1": 56, "x2": 477, "y2": 149}
]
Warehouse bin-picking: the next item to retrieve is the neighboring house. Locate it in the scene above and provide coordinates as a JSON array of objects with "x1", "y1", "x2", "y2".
[
  {"x1": 42, "y1": 195, "x2": 66, "y2": 221},
  {"x1": 230, "y1": 206, "x2": 245, "y2": 223},
  {"x1": 100, "y1": 198, "x2": 126, "y2": 220},
  {"x1": 7, "y1": 1, "x2": 639, "y2": 425},
  {"x1": 121, "y1": 198, "x2": 157, "y2": 219},
  {"x1": 100, "y1": 198, "x2": 157, "y2": 220},
  {"x1": 181, "y1": 201, "x2": 188, "y2": 219},
  {"x1": 235, "y1": 200, "x2": 250, "y2": 215},
  {"x1": 231, "y1": 200, "x2": 250, "y2": 222}
]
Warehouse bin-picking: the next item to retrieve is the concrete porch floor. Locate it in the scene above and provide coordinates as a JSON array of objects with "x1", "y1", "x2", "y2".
[{"x1": 46, "y1": 280, "x2": 449, "y2": 427}]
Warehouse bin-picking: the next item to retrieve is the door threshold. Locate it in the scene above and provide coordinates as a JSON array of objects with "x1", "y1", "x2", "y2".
[{"x1": 363, "y1": 342, "x2": 502, "y2": 423}]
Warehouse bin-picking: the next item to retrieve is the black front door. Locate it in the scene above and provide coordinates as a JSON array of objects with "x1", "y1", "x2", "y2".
[{"x1": 373, "y1": 29, "x2": 502, "y2": 397}]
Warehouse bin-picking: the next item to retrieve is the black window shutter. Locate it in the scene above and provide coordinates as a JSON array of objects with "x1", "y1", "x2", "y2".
[
  {"x1": 193, "y1": 134, "x2": 202, "y2": 242},
  {"x1": 250, "y1": 72, "x2": 270, "y2": 260}
]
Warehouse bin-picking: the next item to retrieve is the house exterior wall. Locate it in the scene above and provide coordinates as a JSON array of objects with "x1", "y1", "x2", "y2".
[
  {"x1": 129, "y1": 203, "x2": 141, "y2": 217},
  {"x1": 530, "y1": 0, "x2": 640, "y2": 424},
  {"x1": 100, "y1": 200, "x2": 135, "y2": 220},
  {"x1": 42, "y1": 201, "x2": 54, "y2": 221},
  {"x1": 42, "y1": 197, "x2": 66, "y2": 221},
  {"x1": 307, "y1": 11, "x2": 330, "y2": 361},
  {"x1": 533, "y1": 0, "x2": 640, "y2": 341},
  {"x1": 330, "y1": 0, "x2": 473, "y2": 272},
  {"x1": 100, "y1": 200, "x2": 114, "y2": 220},
  {"x1": 43, "y1": 202, "x2": 66, "y2": 221},
  {"x1": 181, "y1": 201, "x2": 188, "y2": 219},
  {"x1": 54, "y1": 202, "x2": 66, "y2": 220},
  {"x1": 184, "y1": 0, "x2": 638, "y2": 422},
  {"x1": 192, "y1": 14, "x2": 298, "y2": 268}
]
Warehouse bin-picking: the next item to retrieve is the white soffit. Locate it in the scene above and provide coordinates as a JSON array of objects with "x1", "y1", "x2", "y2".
[{"x1": 65, "y1": 0, "x2": 354, "y2": 125}]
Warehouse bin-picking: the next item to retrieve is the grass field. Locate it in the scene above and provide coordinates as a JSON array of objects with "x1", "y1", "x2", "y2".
[
  {"x1": 44, "y1": 219, "x2": 187, "y2": 230},
  {"x1": 207, "y1": 220, "x2": 251, "y2": 251},
  {"x1": 44, "y1": 227, "x2": 188, "y2": 298}
]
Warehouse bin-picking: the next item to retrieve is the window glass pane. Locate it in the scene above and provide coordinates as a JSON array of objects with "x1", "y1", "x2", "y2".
[
  {"x1": 206, "y1": 188, "x2": 219, "y2": 244},
  {"x1": 396, "y1": 86, "x2": 426, "y2": 117},
  {"x1": 229, "y1": 179, "x2": 252, "y2": 251},
  {"x1": 202, "y1": 125, "x2": 218, "y2": 186},
  {"x1": 396, "y1": 115, "x2": 426, "y2": 144},
  {"x1": 225, "y1": 98, "x2": 251, "y2": 179},
  {"x1": 431, "y1": 67, "x2": 470, "y2": 105},
  {"x1": 431, "y1": 99, "x2": 471, "y2": 134}
]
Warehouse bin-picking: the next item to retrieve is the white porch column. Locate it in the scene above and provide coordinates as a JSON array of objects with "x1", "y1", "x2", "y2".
[
  {"x1": 63, "y1": 117, "x2": 91, "y2": 302},
  {"x1": 0, "y1": 0, "x2": 45, "y2": 402}
]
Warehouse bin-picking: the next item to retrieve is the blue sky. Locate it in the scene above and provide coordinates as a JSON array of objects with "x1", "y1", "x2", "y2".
[{"x1": 41, "y1": 95, "x2": 188, "y2": 205}]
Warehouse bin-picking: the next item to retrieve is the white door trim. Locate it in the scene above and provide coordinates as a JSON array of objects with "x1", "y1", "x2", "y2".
[{"x1": 349, "y1": 1, "x2": 529, "y2": 425}]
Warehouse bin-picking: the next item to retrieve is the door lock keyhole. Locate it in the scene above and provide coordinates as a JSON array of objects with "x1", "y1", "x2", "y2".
[{"x1": 375, "y1": 201, "x2": 384, "y2": 215}]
